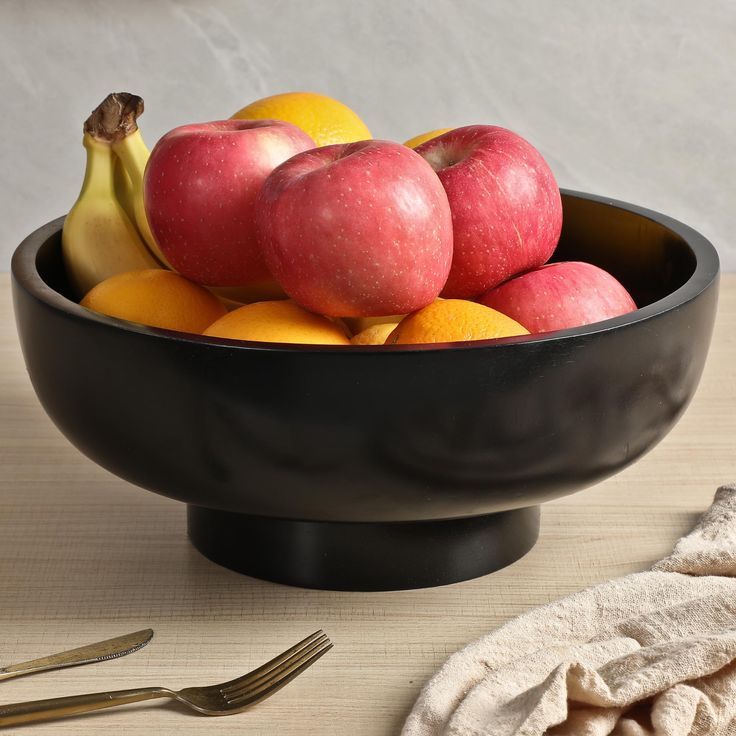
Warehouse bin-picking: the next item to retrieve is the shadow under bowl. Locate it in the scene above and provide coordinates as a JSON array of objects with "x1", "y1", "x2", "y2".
[{"x1": 11, "y1": 190, "x2": 720, "y2": 590}]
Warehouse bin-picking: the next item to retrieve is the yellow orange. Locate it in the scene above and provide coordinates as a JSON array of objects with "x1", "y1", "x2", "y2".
[
  {"x1": 203, "y1": 300, "x2": 350, "y2": 345},
  {"x1": 387, "y1": 299, "x2": 529, "y2": 345},
  {"x1": 350, "y1": 323, "x2": 396, "y2": 346},
  {"x1": 343, "y1": 300, "x2": 444, "y2": 335},
  {"x1": 208, "y1": 281, "x2": 288, "y2": 312},
  {"x1": 343, "y1": 314, "x2": 403, "y2": 335},
  {"x1": 231, "y1": 92, "x2": 371, "y2": 147},
  {"x1": 403, "y1": 128, "x2": 453, "y2": 149},
  {"x1": 80, "y1": 269, "x2": 227, "y2": 333}
]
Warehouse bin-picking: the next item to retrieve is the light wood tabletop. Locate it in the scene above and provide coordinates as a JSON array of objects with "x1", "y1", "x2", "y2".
[{"x1": 1, "y1": 273, "x2": 734, "y2": 735}]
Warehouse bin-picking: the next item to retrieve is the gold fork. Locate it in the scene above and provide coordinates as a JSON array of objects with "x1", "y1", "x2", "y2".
[{"x1": 0, "y1": 630, "x2": 331, "y2": 727}]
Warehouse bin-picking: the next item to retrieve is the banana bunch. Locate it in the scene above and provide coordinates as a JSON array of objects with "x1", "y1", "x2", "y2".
[{"x1": 62, "y1": 93, "x2": 168, "y2": 298}]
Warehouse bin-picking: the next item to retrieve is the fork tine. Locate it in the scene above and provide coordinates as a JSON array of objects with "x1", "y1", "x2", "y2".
[
  {"x1": 219, "y1": 631, "x2": 326, "y2": 695},
  {"x1": 223, "y1": 635, "x2": 330, "y2": 701},
  {"x1": 224, "y1": 639, "x2": 333, "y2": 707}
]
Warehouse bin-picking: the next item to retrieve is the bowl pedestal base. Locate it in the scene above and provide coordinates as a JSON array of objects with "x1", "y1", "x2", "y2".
[{"x1": 187, "y1": 505, "x2": 540, "y2": 591}]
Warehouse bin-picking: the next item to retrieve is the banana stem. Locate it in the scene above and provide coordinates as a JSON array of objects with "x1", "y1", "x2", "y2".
[{"x1": 84, "y1": 93, "x2": 143, "y2": 144}]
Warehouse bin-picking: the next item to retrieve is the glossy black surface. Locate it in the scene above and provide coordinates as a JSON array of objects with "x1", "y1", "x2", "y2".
[
  {"x1": 188, "y1": 506, "x2": 541, "y2": 591},
  {"x1": 11, "y1": 191, "x2": 720, "y2": 589}
]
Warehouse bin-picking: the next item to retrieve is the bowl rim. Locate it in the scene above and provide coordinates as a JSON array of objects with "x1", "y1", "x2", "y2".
[{"x1": 12, "y1": 189, "x2": 720, "y2": 354}]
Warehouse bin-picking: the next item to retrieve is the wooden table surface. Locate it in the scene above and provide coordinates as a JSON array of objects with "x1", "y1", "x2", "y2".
[{"x1": 1, "y1": 273, "x2": 734, "y2": 735}]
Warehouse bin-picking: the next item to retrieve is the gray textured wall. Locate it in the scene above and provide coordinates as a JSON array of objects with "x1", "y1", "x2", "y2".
[{"x1": 1, "y1": 0, "x2": 733, "y2": 269}]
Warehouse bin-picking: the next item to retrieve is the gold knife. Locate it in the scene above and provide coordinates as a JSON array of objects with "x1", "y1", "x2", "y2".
[{"x1": 0, "y1": 629, "x2": 153, "y2": 682}]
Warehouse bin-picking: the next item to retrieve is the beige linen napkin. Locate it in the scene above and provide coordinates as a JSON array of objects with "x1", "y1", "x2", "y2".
[{"x1": 402, "y1": 484, "x2": 736, "y2": 736}]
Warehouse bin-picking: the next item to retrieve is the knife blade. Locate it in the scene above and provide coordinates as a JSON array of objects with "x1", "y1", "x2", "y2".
[{"x1": 0, "y1": 629, "x2": 153, "y2": 682}]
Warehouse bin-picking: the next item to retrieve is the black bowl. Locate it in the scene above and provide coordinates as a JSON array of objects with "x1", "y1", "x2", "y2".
[{"x1": 11, "y1": 191, "x2": 719, "y2": 590}]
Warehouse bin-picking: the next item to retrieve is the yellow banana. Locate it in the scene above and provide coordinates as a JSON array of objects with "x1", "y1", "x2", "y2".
[
  {"x1": 113, "y1": 156, "x2": 137, "y2": 224},
  {"x1": 112, "y1": 127, "x2": 171, "y2": 267},
  {"x1": 62, "y1": 133, "x2": 160, "y2": 298}
]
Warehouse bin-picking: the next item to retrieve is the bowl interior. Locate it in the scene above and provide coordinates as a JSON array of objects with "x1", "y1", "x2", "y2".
[
  {"x1": 550, "y1": 194, "x2": 697, "y2": 308},
  {"x1": 32, "y1": 191, "x2": 701, "y2": 334}
]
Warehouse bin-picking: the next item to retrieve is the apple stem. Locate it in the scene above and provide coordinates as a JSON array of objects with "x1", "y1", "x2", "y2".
[{"x1": 83, "y1": 93, "x2": 143, "y2": 144}]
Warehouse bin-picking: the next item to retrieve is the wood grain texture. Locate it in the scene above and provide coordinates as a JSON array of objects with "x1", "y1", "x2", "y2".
[{"x1": 1, "y1": 273, "x2": 734, "y2": 735}]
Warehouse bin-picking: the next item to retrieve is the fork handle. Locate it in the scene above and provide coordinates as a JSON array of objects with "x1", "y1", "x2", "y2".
[{"x1": 0, "y1": 686, "x2": 173, "y2": 727}]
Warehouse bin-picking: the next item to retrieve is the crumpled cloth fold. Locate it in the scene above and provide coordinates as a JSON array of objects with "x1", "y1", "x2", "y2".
[{"x1": 402, "y1": 484, "x2": 736, "y2": 736}]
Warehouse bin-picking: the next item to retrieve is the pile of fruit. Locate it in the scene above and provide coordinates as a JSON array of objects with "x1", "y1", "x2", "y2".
[{"x1": 64, "y1": 92, "x2": 637, "y2": 347}]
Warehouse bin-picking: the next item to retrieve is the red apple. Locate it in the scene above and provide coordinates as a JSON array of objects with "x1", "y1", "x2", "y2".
[
  {"x1": 144, "y1": 119, "x2": 315, "y2": 286},
  {"x1": 254, "y1": 140, "x2": 454, "y2": 317},
  {"x1": 479, "y1": 261, "x2": 637, "y2": 333},
  {"x1": 415, "y1": 125, "x2": 563, "y2": 298}
]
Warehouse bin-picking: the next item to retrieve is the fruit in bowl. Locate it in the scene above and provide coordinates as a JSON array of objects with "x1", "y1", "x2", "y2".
[
  {"x1": 480, "y1": 261, "x2": 637, "y2": 334},
  {"x1": 387, "y1": 299, "x2": 528, "y2": 345},
  {"x1": 61, "y1": 91, "x2": 639, "y2": 349},
  {"x1": 81, "y1": 269, "x2": 227, "y2": 333},
  {"x1": 230, "y1": 91, "x2": 372, "y2": 147},
  {"x1": 203, "y1": 300, "x2": 351, "y2": 345},
  {"x1": 144, "y1": 119, "x2": 315, "y2": 287},
  {"x1": 414, "y1": 125, "x2": 563, "y2": 299},
  {"x1": 350, "y1": 322, "x2": 398, "y2": 345},
  {"x1": 255, "y1": 140, "x2": 454, "y2": 318},
  {"x1": 61, "y1": 96, "x2": 161, "y2": 297},
  {"x1": 403, "y1": 128, "x2": 454, "y2": 149}
]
